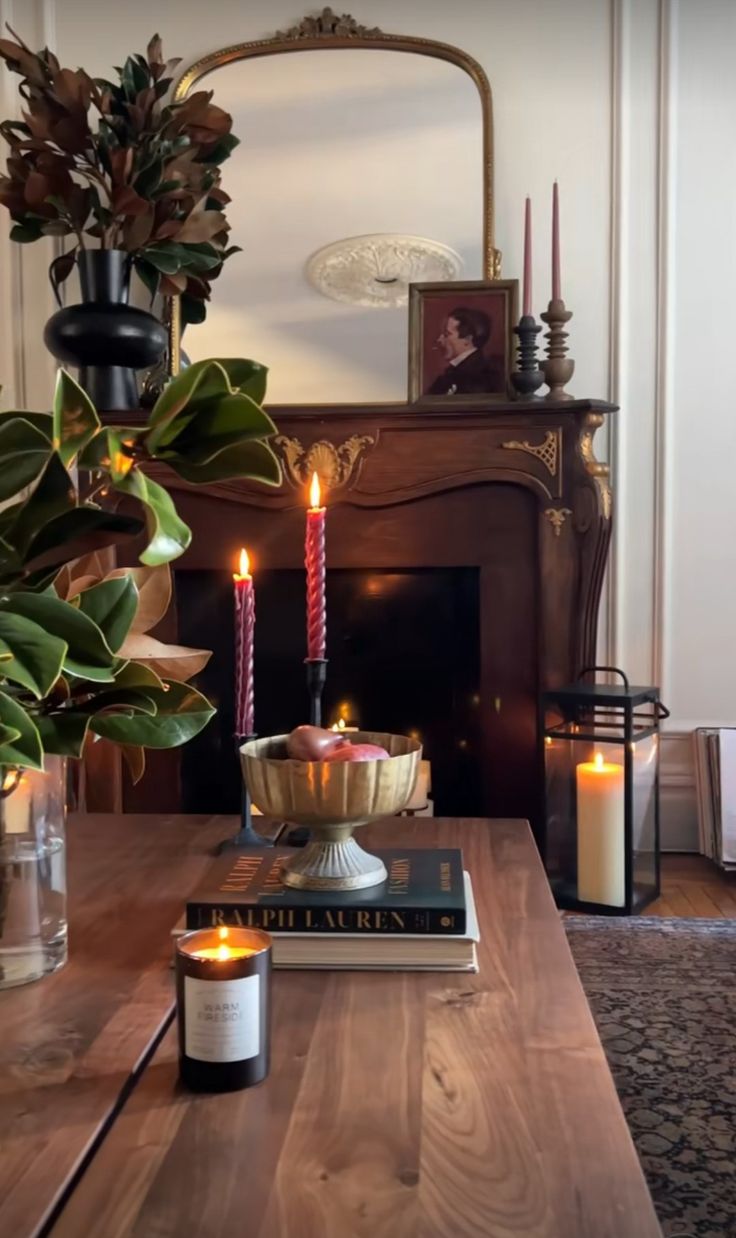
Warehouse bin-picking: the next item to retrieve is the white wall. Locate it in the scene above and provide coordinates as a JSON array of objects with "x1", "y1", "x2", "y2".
[{"x1": 2, "y1": 0, "x2": 732, "y2": 846}]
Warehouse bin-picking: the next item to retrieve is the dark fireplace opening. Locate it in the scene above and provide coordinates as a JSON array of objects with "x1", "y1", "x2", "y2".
[{"x1": 176, "y1": 567, "x2": 481, "y2": 816}]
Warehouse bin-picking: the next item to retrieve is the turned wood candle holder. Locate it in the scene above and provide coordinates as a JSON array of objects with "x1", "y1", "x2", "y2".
[
  {"x1": 541, "y1": 298, "x2": 575, "y2": 401},
  {"x1": 510, "y1": 315, "x2": 544, "y2": 400}
]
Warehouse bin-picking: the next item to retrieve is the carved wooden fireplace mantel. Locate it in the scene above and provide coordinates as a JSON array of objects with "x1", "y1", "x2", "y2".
[{"x1": 135, "y1": 397, "x2": 615, "y2": 833}]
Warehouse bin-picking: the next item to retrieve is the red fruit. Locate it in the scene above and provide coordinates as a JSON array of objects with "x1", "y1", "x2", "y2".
[
  {"x1": 286, "y1": 725, "x2": 346, "y2": 761},
  {"x1": 323, "y1": 743, "x2": 390, "y2": 762}
]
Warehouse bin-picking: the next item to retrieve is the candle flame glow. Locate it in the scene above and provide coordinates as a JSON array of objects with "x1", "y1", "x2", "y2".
[
  {"x1": 233, "y1": 548, "x2": 251, "y2": 581},
  {"x1": 217, "y1": 925, "x2": 230, "y2": 960},
  {"x1": 309, "y1": 472, "x2": 322, "y2": 509},
  {"x1": 594, "y1": 752, "x2": 604, "y2": 770}
]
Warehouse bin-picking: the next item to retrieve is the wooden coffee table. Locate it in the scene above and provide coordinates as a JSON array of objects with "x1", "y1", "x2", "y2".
[{"x1": 0, "y1": 814, "x2": 661, "y2": 1237}]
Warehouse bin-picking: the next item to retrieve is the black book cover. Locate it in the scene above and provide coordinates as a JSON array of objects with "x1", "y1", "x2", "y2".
[{"x1": 186, "y1": 848, "x2": 466, "y2": 935}]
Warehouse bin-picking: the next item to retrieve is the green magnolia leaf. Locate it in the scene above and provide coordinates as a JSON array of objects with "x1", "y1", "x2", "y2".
[
  {"x1": 75, "y1": 576, "x2": 138, "y2": 653},
  {"x1": 90, "y1": 678, "x2": 215, "y2": 748},
  {"x1": 35, "y1": 711, "x2": 90, "y2": 759},
  {"x1": 81, "y1": 686, "x2": 157, "y2": 715},
  {"x1": 146, "y1": 360, "x2": 231, "y2": 450},
  {"x1": 167, "y1": 439, "x2": 281, "y2": 486},
  {"x1": 0, "y1": 724, "x2": 21, "y2": 746},
  {"x1": 4, "y1": 593, "x2": 117, "y2": 682},
  {"x1": 0, "y1": 690, "x2": 43, "y2": 769},
  {"x1": 115, "y1": 469, "x2": 191, "y2": 565},
  {"x1": 53, "y1": 370, "x2": 101, "y2": 466},
  {"x1": 159, "y1": 392, "x2": 277, "y2": 463},
  {"x1": 6, "y1": 453, "x2": 75, "y2": 559},
  {"x1": 0, "y1": 609, "x2": 67, "y2": 698},
  {"x1": 0, "y1": 411, "x2": 53, "y2": 440},
  {"x1": 112, "y1": 660, "x2": 165, "y2": 692},
  {"x1": 0, "y1": 418, "x2": 52, "y2": 502},
  {"x1": 22, "y1": 506, "x2": 143, "y2": 575}
]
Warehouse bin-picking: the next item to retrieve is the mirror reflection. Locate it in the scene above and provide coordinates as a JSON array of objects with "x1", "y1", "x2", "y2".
[{"x1": 184, "y1": 49, "x2": 484, "y2": 403}]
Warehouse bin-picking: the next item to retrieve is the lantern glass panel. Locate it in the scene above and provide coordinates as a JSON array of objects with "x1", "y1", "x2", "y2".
[{"x1": 631, "y1": 733, "x2": 658, "y2": 904}]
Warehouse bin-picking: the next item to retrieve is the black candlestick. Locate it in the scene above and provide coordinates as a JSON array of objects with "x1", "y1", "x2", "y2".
[
  {"x1": 218, "y1": 733, "x2": 272, "y2": 852},
  {"x1": 305, "y1": 657, "x2": 328, "y2": 727},
  {"x1": 510, "y1": 314, "x2": 545, "y2": 400}
]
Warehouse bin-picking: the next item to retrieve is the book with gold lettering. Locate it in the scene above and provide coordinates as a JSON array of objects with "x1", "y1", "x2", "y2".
[
  {"x1": 175, "y1": 874, "x2": 478, "y2": 972},
  {"x1": 186, "y1": 847, "x2": 466, "y2": 935}
]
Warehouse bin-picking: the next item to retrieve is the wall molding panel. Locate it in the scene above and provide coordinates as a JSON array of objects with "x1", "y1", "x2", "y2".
[{"x1": 0, "y1": 0, "x2": 57, "y2": 412}]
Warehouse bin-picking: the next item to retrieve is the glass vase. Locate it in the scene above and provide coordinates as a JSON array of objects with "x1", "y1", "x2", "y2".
[{"x1": 0, "y1": 758, "x2": 67, "y2": 989}]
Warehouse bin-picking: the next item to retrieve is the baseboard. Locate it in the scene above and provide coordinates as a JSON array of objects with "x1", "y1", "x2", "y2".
[{"x1": 661, "y1": 732, "x2": 698, "y2": 851}]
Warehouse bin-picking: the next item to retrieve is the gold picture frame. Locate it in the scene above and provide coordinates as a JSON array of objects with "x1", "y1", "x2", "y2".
[{"x1": 408, "y1": 280, "x2": 519, "y2": 406}]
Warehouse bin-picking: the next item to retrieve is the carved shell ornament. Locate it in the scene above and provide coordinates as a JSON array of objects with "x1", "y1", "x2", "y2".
[
  {"x1": 306, "y1": 235, "x2": 464, "y2": 308},
  {"x1": 274, "y1": 434, "x2": 376, "y2": 489}
]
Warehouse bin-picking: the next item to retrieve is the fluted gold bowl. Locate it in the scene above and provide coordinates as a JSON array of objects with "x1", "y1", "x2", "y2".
[{"x1": 240, "y1": 732, "x2": 421, "y2": 891}]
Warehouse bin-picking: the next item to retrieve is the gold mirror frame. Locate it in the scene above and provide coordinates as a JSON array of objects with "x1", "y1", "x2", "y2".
[{"x1": 168, "y1": 6, "x2": 500, "y2": 376}]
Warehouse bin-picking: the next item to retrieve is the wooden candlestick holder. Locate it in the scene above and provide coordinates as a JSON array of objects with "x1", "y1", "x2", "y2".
[
  {"x1": 510, "y1": 315, "x2": 544, "y2": 400},
  {"x1": 541, "y1": 298, "x2": 575, "y2": 401}
]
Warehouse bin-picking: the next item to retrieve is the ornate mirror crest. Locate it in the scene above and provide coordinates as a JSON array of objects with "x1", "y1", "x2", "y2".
[{"x1": 169, "y1": 7, "x2": 499, "y2": 376}]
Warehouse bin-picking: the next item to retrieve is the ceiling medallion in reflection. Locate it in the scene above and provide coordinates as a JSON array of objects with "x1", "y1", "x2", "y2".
[{"x1": 305, "y1": 233, "x2": 464, "y2": 308}]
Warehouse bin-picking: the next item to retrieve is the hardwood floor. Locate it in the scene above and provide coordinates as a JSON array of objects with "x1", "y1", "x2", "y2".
[{"x1": 648, "y1": 853, "x2": 736, "y2": 918}]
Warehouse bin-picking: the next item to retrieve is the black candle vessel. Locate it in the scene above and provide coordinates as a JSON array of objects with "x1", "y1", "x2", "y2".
[
  {"x1": 305, "y1": 657, "x2": 328, "y2": 727},
  {"x1": 218, "y1": 733, "x2": 272, "y2": 852},
  {"x1": 176, "y1": 926, "x2": 271, "y2": 1092}
]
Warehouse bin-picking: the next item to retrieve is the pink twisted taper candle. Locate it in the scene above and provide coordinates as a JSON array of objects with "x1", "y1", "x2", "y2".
[
  {"x1": 306, "y1": 472, "x2": 326, "y2": 661},
  {"x1": 233, "y1": 548, "x2": 255, "y2": 736}
]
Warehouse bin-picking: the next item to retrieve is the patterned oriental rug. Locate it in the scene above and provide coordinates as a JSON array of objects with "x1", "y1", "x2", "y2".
[{"x1": 566, "y1": 918, "x2": 736, "y2": 1238}]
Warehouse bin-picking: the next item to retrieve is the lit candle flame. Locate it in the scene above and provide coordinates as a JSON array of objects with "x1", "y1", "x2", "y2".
[
  {"x1": 309, "y1": 472, "x2": 322, "y2": 509},
  {"x1": 233, "y1": 548, "x2": 251, "y2": 581},
  {"x1": 594, "y1": 752, "x2": 604, "y2": 770},
  {"x1": 217, "y1": 925, "x2": 230, "y2": 960}
]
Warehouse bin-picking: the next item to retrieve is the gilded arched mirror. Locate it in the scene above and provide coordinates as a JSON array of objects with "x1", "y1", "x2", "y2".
[{"x1": 170, "y1": 8, "x2": 499, "y2": 404}]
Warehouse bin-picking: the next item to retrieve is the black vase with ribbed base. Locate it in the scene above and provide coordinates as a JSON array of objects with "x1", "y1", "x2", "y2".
[{"x1": 44, "y1": 250, "x2": 168, "y2": 412}]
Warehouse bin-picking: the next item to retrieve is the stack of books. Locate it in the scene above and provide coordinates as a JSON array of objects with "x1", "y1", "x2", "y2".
[
  {"x1": 180, "y1": 847, "x2": 479, "y2": 972},
  {"x1": 693, "y1": 727, "x2": 736, "y2": 868}
]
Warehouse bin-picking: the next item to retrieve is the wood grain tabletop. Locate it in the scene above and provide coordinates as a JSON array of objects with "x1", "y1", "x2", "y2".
[
  {"x1": 0, "y1": 811, "x2": 243, "y2": 1238},
  {"x1": 38, "y1": 815, "x2": 661, "y2": 1238}
]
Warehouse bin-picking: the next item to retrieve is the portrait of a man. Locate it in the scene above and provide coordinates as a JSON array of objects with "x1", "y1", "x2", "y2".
[{"x1": 409, "y1": 280, "x2": 517, "y2": 405}]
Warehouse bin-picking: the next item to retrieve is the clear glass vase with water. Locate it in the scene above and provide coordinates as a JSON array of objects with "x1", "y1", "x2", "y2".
[{"x1": 0, "y1": 758, "x2": 67, "y2": 989}]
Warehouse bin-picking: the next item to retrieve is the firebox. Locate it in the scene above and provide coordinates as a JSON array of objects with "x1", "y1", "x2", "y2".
[{"x1": 176, "y1": 567, "x2": 481, "y2": 816}]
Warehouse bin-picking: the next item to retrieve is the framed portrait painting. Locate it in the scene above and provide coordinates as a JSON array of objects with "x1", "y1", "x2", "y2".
[{"x1": 408, "y1": 280, "x2": 518, "y2": 405}]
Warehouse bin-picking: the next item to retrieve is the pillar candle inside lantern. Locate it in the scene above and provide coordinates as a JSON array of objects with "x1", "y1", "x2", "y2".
[{"x1": 575, "y1": 751, "x2": 625, "y2": 906}]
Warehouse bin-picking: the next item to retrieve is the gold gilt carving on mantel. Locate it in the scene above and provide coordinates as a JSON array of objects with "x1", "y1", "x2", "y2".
[
  {"x1": 500, "y1": 429, "x2": 560, "y2": 478},
  {"x1": 274, "y1": 434, "x2": 376, "y2": 489},
  {"x1": 544, "y1": 507, "x2": 572, "y2": 538},
  {"x1": 579, "y1": 412, "x2": 612, "y2": 520},
  {"x1": 275, "y1": 7, "x2": 383, "y2": 38}
]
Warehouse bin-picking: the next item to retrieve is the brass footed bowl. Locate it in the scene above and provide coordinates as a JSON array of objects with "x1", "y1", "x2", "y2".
[{"x1": 240, "y1": 732, "x2": 421, "y2": 891}]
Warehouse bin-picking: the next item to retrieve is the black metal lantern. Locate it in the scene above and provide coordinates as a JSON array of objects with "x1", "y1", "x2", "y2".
[{"x1": 540, "y1": 666, "x2": 669, "y2": 915}]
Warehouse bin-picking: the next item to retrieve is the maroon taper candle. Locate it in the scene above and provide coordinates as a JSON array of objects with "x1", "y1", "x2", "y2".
[
  {"x1": 233, "y1": 548, "x2": 255, "y2": 737},
  {"x1": 523, "y1": 196, "x2": 533, "y2": 317},
  {"x1": 305, "y1": 472, "x2": 326, "y2": 661},
  {"x1": 552, "y1": 180, "x2": 561, "y2": 302}
]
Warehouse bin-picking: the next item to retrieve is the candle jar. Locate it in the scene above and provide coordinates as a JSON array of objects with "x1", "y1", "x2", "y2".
[
  {"x1": 540, "y1": 667, "x2": 669, "y2": 914},
  {"x1": 176, "y1": 926, "x2": 271, "y2": 1091}
]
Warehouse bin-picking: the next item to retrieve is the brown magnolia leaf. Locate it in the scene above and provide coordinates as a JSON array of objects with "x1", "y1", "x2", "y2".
[
  {"x1": 174, "y1": 210, "x2": 226, "y2": 244},
  {"x1": 107, "y1": 562, "x2": 171, "y2": 633},
  {"x1": 118, "y1": 632, "x2": 211, "y2": 682},
  {"x1": 54, "y1": 563, "x2": 72, "y2": 598},
  {"x1": 147, "y1": 33, "x2": 163, "y2": 66},
  {"x1": 69, "y1": 550, "x2": 111, "y2": 582},
  {"x1": 66, "y1": 574, "x2": 99, "y2": 597}
]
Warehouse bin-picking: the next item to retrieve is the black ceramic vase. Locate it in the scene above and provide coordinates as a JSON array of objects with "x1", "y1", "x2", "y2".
[{"x1": 44, "y1": 250, "x2": 168, "y2": 412}]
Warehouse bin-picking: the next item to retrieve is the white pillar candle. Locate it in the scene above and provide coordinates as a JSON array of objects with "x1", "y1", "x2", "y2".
[{"x1": 576, "y1": 752, "x2": 625, "y2": 906}]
